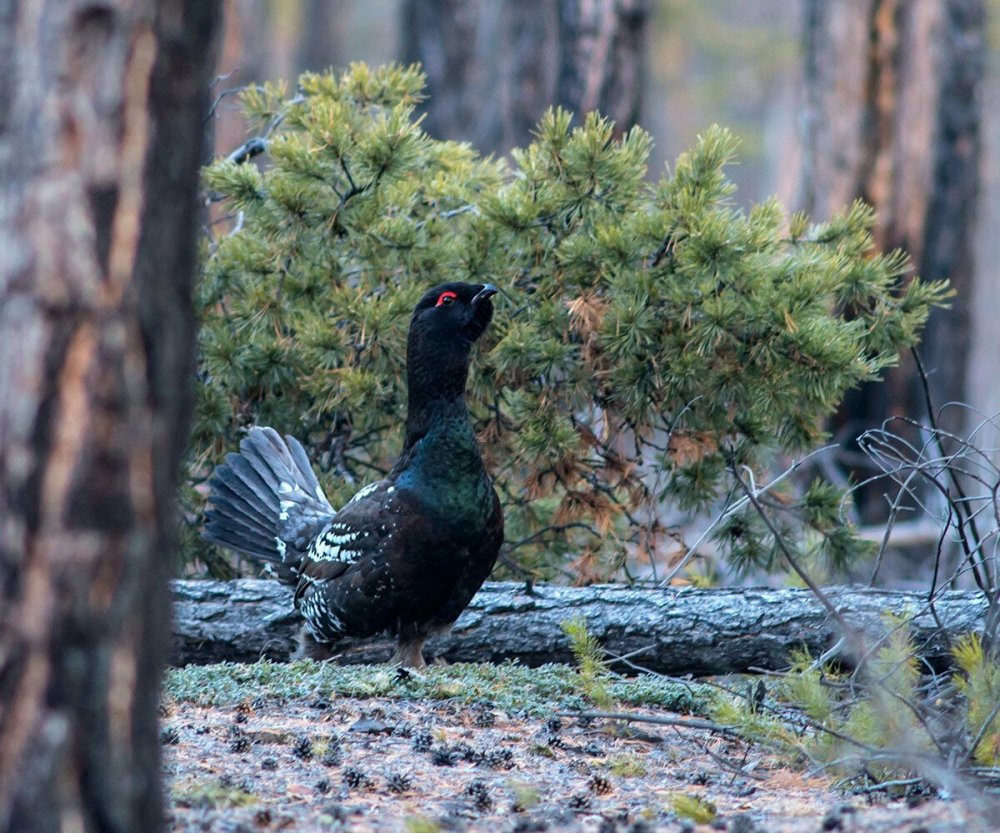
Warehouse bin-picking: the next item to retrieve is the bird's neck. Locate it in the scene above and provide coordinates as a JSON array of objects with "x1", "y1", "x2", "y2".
[
  {"x1": 396, "y1": 347, "x2": 491, "y2": 526},
  {"x1": 403, "y1": 345, "x2": 471, "y2": 449},
  {"x1": 400, "y1": 358, "x2": 483, "y2": 482},
  {"x1": 404, "y1": 392, "x2": 470, "y2": 450},
  {"x1": 396, "y1": 395, "x2": 490, "y2": 525}
]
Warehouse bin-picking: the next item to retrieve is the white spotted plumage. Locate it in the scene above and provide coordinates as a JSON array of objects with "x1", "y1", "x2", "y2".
[
  {"x1": 299, "y1": 589, "x2": 345, "y2": 640},
  {"x1": 347, "y1": 480, "x2": 380, "y2": 505},
  {"x1": 306, "y1": 521, "x2": 364, "y2": 563},
  {"x1": 297, "y1": 483, "x2": 399, "y2": 567}
]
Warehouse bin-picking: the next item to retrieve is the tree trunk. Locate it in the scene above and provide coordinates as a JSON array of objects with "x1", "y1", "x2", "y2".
[
  {"x1": 0, "y1": 4, "x2": 220, "y2": 833},
  {"x1": 402, "y1": 0, "x2": 650, "y2": 155},
  {"x1": 171, "y1": 579, "x2": 986, "y2": 674},
  {"x1": 212, "y1": 0, "x2": 267, "y2": 158},
  {"x1": 297, "y1": 0, "x2": 347, "y2": 75},
  {"x1": 800, "y1": 0, "x2": 984, "y2": 489}
]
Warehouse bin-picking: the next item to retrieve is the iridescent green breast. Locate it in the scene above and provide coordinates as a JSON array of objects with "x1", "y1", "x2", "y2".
[{"x1": 394, "y1": 412, "x2": 494, "y2": 530}]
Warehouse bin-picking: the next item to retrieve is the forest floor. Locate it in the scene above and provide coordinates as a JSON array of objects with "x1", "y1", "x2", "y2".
[{"x1": 161, "y1": 662, "x2": 994, "y2": 833}]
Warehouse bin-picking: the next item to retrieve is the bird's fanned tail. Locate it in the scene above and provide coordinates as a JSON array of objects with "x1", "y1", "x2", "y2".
[{"x1": 203, "y1": 427, "x2": 336, "y2": 585}]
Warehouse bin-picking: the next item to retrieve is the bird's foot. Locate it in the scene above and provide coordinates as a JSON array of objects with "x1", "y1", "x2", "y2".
[{"x1": 393, "y1": 665, "x2": 428, "y2": 685}]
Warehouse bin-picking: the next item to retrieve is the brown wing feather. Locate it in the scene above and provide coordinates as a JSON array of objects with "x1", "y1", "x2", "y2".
[{"x1": 292, "y1": 479, "x2": 407, "y2": 609}]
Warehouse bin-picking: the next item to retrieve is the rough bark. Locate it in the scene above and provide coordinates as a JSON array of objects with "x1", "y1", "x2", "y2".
[
  {"x1": 800, "y1": 0, "x2": 984, "y2": 462},
  {"x1": 0, "y1": 4, "x2": 220, "y2": 833},
  {"x1": 402, "y1": 0, "x2": 650, "y2": 155},
  {"x1": 171, "y1": 580, "x2": 986, "y2": 674}
]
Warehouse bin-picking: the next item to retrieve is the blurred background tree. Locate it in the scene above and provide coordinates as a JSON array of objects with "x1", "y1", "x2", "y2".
[
  {"x1": 801, "y1": 0, "x2": 985, "y2": 523},
  {"x1": 402, "y1": 0, "x2": 648, "y2": 153},
  {"x1": 0, "y1": 4, "x2": 220, "y2": 830}
]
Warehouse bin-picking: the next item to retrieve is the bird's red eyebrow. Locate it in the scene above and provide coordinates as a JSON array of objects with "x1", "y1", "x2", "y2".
[{"x1": 435, "y1": 291, "x2": 459, "y2": 307}]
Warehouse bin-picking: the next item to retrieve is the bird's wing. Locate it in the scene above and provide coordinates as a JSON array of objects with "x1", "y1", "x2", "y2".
[
  {"x1": 292, "y1": 478, "x2": 419, "y2": 642},
  {"x1": 291, "y1": 472, "x2": 501, "y2": 645},
  {"x1": 293, "y1": 479, "x2": 405, "y2": 596},
  {"x1": 428, "y1": 487, "x2": 503, "y2": 628}
]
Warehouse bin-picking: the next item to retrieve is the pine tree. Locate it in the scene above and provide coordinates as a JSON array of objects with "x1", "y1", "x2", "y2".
[{"x1": 185, "y1": 63, "x2": 949, "y2": 580}]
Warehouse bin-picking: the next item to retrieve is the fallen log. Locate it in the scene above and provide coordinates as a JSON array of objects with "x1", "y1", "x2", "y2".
[{"x1": 171, "y1": 579, "x2": 987, "y2": 674}]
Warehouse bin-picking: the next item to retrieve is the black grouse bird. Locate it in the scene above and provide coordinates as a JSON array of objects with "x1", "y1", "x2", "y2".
[{"x1": 203, "y1": 282, "x2": 503, "y2": 668}]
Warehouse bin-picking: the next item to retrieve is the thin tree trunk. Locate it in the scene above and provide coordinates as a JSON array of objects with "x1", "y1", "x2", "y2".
[
  {"x1": 171, "y1": 579, "x2": 987, "y2": 674},
  {"x1": 297, "y1": 0, "x2": 347, "y2": 74},
  {"x1": 800, "y1": 0, "x2": 984, "y2": 472},
  {"x1": 555, "y1": 0, "x2": 647, "y2": 134},
  {"x1": 401, "y1": 0, "x2": 495, "y2": 146},
  {"x1": 212, "y1": 0, "x2": 267, "y2": 158},
  {"x1": 0, "y1": 4, "x2": 220, "y2": 832},
  {"x1": 402, "y1": 0, "x2": 650, "y2": 155}
]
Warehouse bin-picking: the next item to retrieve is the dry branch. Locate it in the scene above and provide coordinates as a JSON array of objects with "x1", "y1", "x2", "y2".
[{"x1": 171, "y1": 580, "x2": 986, "y2": 674}]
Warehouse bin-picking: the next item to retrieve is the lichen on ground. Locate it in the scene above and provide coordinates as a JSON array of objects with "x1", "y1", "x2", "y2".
[{"x1": 164, "y1": 660, "x2": 709, "y2": 716}]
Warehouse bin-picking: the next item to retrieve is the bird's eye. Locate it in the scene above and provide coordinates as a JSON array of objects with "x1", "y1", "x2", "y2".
[{"x1": 435, "y1": 291, "x2": 458, "y2": 307}]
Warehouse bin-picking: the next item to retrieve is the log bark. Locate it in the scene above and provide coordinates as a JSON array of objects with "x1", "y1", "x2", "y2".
[
  {"x1": 171, "y1": 580, "x2": 986, "y2": 674},
  {"x1": 0, "y1": 4, "x2": 220, "y2": 832}
]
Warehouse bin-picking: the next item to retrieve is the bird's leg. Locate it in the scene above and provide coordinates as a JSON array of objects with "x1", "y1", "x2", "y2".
[
  {"x1": 295, "y1": 627, "x2": 340, "y2": 661},
  {"x1": 389, "y1": 637, "x2": 428, "y2": 670}
]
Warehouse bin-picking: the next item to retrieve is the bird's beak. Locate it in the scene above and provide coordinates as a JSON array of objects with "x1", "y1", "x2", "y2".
[{"x1": 471, "y1": 284, "x2": 499, "y2": 306}]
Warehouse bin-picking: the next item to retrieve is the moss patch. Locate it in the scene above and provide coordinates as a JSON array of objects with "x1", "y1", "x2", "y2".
[
  {"x1": 171, "y1": 778, "x2": 257, "y2": 810},
  {"x1": 164, "y1": 660, "x2": 710, "y2": 717}
]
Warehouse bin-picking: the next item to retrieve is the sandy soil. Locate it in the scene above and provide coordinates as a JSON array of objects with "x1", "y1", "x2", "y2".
[{"x1": 162, "y1": 693, "x2": 993, "y2": 833}]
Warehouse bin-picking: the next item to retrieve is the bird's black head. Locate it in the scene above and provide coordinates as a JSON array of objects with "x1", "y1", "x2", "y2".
[
  {"x1": 405, "y1": 282, "x2": 498, "y2": 436},
  {"x1": 409, "y1": 282, "x2": 498, "y2": 346}
]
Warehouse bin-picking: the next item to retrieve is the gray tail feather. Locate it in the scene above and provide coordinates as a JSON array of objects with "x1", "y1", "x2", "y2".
[{"x1": 203, "y1": 427, "x2": 336, "y2": 583}]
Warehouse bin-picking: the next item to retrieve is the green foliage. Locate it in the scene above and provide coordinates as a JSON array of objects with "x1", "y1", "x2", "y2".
[
  {"x1": 709, "y1": 689, "x2": 800, "y2": 757},
  {"x1": 561, "y1": 617, "x2": 615, "y2": 709},
  {"x1": 508, "y1": 781, "x2": 541, "y2": 810},
  {"x1": 670, "y1": 793, "x2": 716, "y2": 823},
  {"x1": 172, "y1": 779, "x2": 257, "y2": 810},
  {"x1": 953, "y1": 633, "x2": 1000, "y2": 766},
  {"x1": 606, "y1": 754, "x2": 648, "y2": 778},
  {"x1": 756, "y1": 625, "x2": 929, "y2": 781},
  {"x1": 188, "y1": 62, "x2": 949, "y2": 579},
  {"x1": 780, "y1": 648, "x2": 839, "y2": 726},
  {"x1": 715, "y1": 621, "x2": 1000, "y2": 786},
  {"x1": 404, "y1": 818, "x2": 442, "y2": 833}
]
